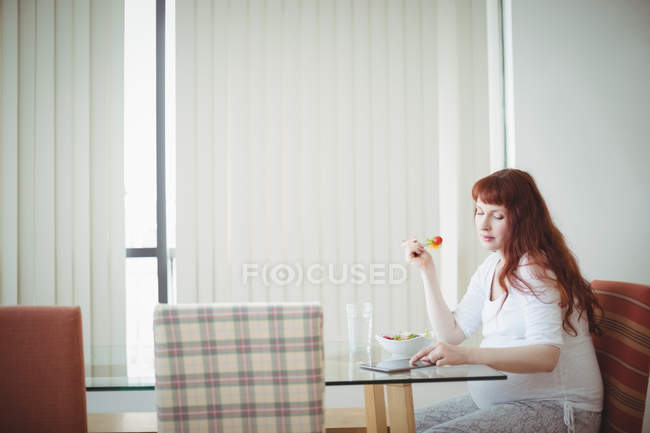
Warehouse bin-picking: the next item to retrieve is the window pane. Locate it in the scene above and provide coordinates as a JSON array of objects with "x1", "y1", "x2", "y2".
[
  {"x1": 125, "y1": 0, "x2": 157, "y2": 248},
  {"x1": 165, "y1": 0, "x2": 177, "y2": 302},
  {"x1": 126, "y1": 257, "x2": 157, "y2": 377},
  {"x1": 165, "y1": 0, "x2": 176, "y2": 252}
]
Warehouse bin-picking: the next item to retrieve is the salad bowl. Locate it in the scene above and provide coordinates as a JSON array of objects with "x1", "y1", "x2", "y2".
[{"x1": 375, "y1": 332, "x2": 435, "y2": 358}]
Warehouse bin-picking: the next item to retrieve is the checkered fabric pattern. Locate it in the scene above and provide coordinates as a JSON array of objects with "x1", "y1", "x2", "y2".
[{"x1": 153, "y1": 303, "x2": 324, "y2": 433}]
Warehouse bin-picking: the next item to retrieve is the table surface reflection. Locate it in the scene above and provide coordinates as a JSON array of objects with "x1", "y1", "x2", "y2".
[{"x1": 85, "y1": 342, "x2": 506, "y2": 391}]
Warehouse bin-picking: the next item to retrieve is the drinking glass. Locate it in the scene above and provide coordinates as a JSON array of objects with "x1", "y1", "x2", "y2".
[{"x1": 346, "y1": 302, "x2": 373, "y2": 352}]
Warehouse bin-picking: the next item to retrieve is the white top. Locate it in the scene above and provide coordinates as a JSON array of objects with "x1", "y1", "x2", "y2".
[{"x1": 453, "y1": 253, "x2": 603, "y2": 412}]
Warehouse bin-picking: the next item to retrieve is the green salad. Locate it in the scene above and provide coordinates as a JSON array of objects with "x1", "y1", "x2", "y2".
[{"x1": 382, "y1": 328, "x2": 431, "y2": 340}]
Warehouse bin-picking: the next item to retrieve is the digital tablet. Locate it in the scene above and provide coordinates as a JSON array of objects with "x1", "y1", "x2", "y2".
[{"x1": 359, "y1": 358, "x2": 431, "y2": 373}]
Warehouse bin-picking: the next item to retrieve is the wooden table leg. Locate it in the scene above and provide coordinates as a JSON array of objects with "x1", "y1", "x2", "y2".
[
  {"x1": 386, "y1": 383, "x2": 416, "y2": 433},
  {"x1": 364, "y1": 384, "x2": 388, "y2": 433}
]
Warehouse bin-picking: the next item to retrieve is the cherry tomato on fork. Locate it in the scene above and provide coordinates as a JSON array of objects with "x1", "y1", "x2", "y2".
[{"x1": 423, "y1": 235, "x2": 443, "y2": 250}]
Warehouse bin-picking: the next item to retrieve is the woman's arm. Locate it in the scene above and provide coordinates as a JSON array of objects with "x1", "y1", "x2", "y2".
[
  {"x1": 411, "y1": 342, "x2": 561, "y2": 373},
  {"x1": 467, "y1": 344, "x2": 560, "y2": 373},
  {"x1": 420, "y1": 266, "x2": 466, "y2": 345},
  {"x1": 402, "y1": 239, "x2": 466, "y2": 345}
]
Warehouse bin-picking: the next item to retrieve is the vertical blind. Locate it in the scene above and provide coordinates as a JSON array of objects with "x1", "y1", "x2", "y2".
[
  {"x1": 0, "y1": 0, "x2": 126, "y2": 374},
  {"x1": 176, "y1": 0, "x2": 492, "y2": 342}
]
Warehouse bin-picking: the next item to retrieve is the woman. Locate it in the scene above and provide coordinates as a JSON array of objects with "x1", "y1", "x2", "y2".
[{"x1": 402, "y1": 169, "x2": 603, "y2": 433}]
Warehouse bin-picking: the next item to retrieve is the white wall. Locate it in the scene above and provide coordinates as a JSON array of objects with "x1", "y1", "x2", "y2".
[{"x1": 510, "y1": 0, "x2": 650, "y2": 285}]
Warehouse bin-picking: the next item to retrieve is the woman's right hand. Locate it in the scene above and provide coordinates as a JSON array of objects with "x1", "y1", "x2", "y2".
[{"x1": 402, "y1": 238, "x2": 433, "y2": 271}]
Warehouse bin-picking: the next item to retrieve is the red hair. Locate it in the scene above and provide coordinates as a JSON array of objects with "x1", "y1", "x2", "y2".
[{"x1": 472, "y1": 169, "x2": 602, "y2": 336}]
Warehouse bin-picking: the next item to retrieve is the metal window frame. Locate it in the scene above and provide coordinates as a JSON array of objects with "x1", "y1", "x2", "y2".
[{"x1": 125, "y1": 0, "x2": 168, "y2": 304}]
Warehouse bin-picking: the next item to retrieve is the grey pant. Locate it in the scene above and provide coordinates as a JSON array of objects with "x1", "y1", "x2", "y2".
[{"x1": 415, "y1": 394, "x2": 601, "y2": 433}]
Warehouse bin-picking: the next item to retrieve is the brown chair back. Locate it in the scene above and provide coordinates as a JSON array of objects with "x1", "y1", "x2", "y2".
[
  {"x1": 0, "y1": 306, "x2": 88, "y2": 433},
  {"x1": 592, "y1": 280, "x2": 650, "y2": 433}
]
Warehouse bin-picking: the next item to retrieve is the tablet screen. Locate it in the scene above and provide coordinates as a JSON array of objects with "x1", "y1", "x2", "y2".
[{"x1": 359, "y1": 358, "x2": 431, "y2": 373}]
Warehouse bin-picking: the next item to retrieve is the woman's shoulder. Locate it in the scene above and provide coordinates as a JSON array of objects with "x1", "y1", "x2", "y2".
[
  {"x1": 516, "y1": 253, "x2": 557, "y2": 279},
  {"x1": 512, "y1": 253, "x2": 560, "y2": 302}
]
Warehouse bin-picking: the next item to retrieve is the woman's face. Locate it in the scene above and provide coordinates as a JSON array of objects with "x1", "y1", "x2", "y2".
[{"x1": 474, "y1": 199, "x2": 509, "y2": 254}]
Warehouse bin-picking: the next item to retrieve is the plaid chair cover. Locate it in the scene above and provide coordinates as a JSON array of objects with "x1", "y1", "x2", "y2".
[
  {"x1": 153, "y1": 303, "x2": 324, "y2": 433},
  {"x1": 592, "y1": 280, "x2": 650, "y2": 433}
]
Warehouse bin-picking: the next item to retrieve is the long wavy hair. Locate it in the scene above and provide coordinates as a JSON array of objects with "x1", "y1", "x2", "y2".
[{"x1": 472, "y1": 169, "x2": 602, "y2": 336}]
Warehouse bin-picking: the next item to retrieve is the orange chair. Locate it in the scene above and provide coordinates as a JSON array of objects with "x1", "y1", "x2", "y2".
[
  {"x1": 591, "y1": 280, "x2": 650, "y2": 433},
  {"x1": 0, "y1": 306, "x2": 88, "y2": 433}
]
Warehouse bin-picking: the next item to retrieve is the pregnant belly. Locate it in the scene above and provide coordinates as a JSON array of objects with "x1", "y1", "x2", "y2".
[{"x1": 468, "y1": 371, "x2": 562, "y2": 409}]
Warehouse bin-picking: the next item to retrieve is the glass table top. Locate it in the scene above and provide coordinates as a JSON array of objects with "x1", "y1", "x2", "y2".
[
  {"x1": 85, "y1": 342, "x2": 506, "y2": 391},
  {"x1": 324, "y1": 343, "x2": 506, "y2": 385}
]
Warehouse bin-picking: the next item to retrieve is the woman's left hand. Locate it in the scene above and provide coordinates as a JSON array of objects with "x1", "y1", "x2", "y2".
[{"x1": 410, "y1": 342, "x2": 471, "y2": 367}]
